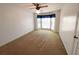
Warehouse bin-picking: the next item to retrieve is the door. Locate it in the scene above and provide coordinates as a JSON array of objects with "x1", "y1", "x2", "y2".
[{"x1": 73, "y1": 14, "x2": 79, "y2": 55}]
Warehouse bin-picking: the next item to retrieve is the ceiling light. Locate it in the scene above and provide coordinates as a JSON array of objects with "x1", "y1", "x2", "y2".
[{"x1": 36, "y1": 10, "x2": 40, "y2": 14}]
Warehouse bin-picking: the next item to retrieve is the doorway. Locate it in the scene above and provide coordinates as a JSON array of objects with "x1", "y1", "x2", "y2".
[{"x1": 36, "y1": 14, "x2": 56, "y2": 30}]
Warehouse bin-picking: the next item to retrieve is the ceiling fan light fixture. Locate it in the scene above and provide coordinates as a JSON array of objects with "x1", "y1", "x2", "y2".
[{"x1": 36, "y1": 10, "x2": 40, "y2": 14}]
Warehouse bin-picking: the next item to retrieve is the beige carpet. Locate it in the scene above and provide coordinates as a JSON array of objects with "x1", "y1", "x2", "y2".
[{"x1": 0, "y1": 30, "x2": 67, "y2": 55}]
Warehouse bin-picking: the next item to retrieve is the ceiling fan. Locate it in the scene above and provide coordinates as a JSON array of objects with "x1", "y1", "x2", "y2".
[
  {"x1": 31, "y1": 3, "x2": 48, "y2": 10},
  {"x1": 30, "y1": 3, "x2": 48, "y2": 14},
  {"x1": 18, "y1": 3, "x2": 48, "y2": 14}
]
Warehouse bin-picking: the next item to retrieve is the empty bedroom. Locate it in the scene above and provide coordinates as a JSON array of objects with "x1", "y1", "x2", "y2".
[{"x1": 0, "y1": 3, "x2": 79, "y2": 55}]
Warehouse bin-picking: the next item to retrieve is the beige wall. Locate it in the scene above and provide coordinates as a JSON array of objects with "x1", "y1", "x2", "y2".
[
  {"x1": 59, "y1": 4, "x2": 79, "y2": 54},
  {"x1": 0, "y1": 4, "x2": 34, "y2": 47}
]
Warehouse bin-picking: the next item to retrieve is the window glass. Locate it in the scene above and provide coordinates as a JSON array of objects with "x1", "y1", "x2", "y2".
[
  {"x1": 42, "y1": 18, "x2": 50, "y2": 29},
  {"x1": 51, "y1": 18, "x2": 55, "y2": 30},
  {"x1": 37, "y1": 18, "x2": 41, "y2": 29}
]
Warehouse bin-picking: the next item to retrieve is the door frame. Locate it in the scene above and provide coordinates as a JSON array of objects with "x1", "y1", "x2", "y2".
[{"x1": 72, "y1": 13, "x2": 79, "y2": 54}]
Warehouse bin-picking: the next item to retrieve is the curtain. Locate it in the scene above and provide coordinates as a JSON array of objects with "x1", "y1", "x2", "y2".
[{"x1": 37, "y1": 14, "x2": 56, "y2": 18}]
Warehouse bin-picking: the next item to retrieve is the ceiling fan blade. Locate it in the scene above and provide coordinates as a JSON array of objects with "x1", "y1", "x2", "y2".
[
  {"x1": 32, "y1": 3, "x2": 39, "y2": 6},
  {"x1": 29, "y1": 6, "x2": 36, "y2": 9},
  {"x1": 39, "y1": 5, "x2": 48, "y2": 8}
]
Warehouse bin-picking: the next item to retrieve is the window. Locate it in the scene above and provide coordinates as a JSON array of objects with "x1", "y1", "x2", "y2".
[
  {"x1": 51, "y1": 17, "x2": 55, "y2": 30},
  {"x1": 37, "y1": 18, "x2": 41, "y2": 29},
  {"x1": 37, "y1": 14, "x2": 56, "y2": 30},
  {"x1": 42, "y1": 17, "x2": 50, "y2": 29}
]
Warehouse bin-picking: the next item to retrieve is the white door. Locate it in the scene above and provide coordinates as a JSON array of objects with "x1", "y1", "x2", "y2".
[{"x1": 73, "y1": 14, "x2": 79, "y2": 55}]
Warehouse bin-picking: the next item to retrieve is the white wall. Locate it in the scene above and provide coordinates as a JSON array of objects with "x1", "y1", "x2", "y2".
[
  {"x1": 0, "y1": 4, "x2": 34, "y2": 47},
  {"x1": 55, "y1": 10, "x2": 60, "y2": 32},
  {"x1": 59, "y1": 4, "x2": 79, "y2": 54}
]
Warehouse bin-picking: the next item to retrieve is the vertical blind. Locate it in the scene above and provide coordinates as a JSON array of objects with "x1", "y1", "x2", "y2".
[{"x1": 37, "y1": 14, "x2": 56, "y2": 30}]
